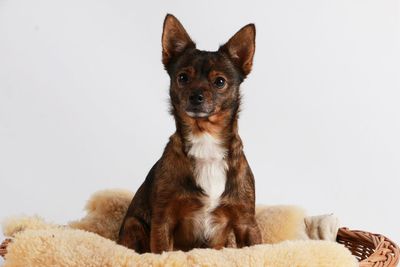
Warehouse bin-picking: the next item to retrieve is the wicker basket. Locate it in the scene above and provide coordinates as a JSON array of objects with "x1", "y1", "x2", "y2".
[
  {"x1": 337, "y1": 228, "x2": 399, "y2": 266},
  {"x1": 1, "y1": 227, "x2": 399, "y2": 266}
]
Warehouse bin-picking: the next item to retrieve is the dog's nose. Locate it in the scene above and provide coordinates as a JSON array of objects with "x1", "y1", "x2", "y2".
[{"x1": 189, "y1": 91, "x2": 204, "y2": 106}]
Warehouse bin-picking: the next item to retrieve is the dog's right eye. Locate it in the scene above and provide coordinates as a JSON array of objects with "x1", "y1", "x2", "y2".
[{"x1": 177, "y1": 73, "x2": 189, "y2": 84}]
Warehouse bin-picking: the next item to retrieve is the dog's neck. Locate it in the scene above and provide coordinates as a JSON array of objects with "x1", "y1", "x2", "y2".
[{"x1": 173, "y1": 107, "x2": 240, "y2": 154}]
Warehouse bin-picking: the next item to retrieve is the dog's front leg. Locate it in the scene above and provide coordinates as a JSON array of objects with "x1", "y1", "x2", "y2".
[
  {"x1": 150, "y1": 214, "x2": 174, "y2": 253},
  {"x1": 233, "y1": 216, "x2": 262, "y2": 248}
]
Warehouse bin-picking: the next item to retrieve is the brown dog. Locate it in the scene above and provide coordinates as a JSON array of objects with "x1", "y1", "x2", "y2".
[{"x1": 118, "y1": 14, "x2": 262, "y2": 254}]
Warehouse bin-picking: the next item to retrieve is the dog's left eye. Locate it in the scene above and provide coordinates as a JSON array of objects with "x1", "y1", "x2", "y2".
[
  {"x1": 214, "y1": 77, "x2": 226, "y2": 88},
  {"x1": 178, "y1": 73, "x2": 189, "y2": 84}
]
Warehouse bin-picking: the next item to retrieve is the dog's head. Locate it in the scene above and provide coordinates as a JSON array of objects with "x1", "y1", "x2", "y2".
[{"x1": 162, "y1": 14, "x2": 255, "y2": 121}]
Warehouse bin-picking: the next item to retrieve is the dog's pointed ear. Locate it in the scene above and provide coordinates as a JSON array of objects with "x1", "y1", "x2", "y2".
[
  {"x1": 219, "y1": 24, "x2": 256, "y2": 77},
  {"x1": 162, "y1": 14, "x2": 195, "y2": 67}
]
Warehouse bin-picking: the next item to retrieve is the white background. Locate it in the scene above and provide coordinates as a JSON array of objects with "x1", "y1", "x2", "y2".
[{"x1": 0, "y1": 0, "x2": 399, "y2": 262}]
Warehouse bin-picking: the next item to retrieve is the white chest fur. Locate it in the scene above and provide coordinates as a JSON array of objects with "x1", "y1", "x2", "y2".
[{"x1": 187, "y1": 133, "x2": 228, "y2": 240}]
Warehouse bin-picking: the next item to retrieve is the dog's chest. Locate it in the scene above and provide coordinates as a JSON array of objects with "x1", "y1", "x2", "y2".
[{"x1": 187, "y1": 133, "x2": 228, "y2": 240}]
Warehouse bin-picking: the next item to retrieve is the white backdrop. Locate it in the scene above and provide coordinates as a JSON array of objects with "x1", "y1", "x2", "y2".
[{"x1": 0, "y1": 0, "x2": 399, "y2": 257}]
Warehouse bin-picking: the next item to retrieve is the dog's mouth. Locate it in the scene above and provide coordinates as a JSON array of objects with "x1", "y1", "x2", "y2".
[
  {"x1": 185, "y1": 107, "x2": 215, "y2": 118},
  {"x1": 185, "y1": 111, "x2": 210, "y2": 118},
  {"x1": 185, "y1": 105, "x2": 214, "y2": 118}
]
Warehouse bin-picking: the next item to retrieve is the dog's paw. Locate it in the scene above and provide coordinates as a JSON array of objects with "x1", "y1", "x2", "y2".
[{"x1": 304, "y1": 214, "x2": 340, "y2": 241}]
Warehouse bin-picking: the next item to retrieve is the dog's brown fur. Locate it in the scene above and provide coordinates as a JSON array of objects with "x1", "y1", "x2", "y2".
[{"x1": 118, "y1": 14, "x2": 262, "y2": 253}]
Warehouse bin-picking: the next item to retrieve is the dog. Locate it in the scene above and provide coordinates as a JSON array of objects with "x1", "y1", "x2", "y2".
[{"x1": 118, "y1": 14, "x2": 262, "y2": 254}]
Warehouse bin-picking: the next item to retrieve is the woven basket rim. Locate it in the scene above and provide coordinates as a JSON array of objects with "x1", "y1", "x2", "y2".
[
  {"x1": 1, "y1": 227, "x2": 399, "y2": 267},
  {"x1": 337, "y1": 227, "x2": 399, "y2": 267}
]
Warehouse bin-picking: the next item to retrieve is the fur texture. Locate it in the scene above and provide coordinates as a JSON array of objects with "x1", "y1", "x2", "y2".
[
  {"x1": 1, "y1": 189, "x2": 356, "y2": 267},
  {"x1": 2, "y1": 190, "x2": 340, "y2": 245},
  {"x1": 188, "y1": 133, "x2": 228, "y2": 241},
  {"x1": 2, "y1": 229, "x2": 357, "y2": 267}
]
